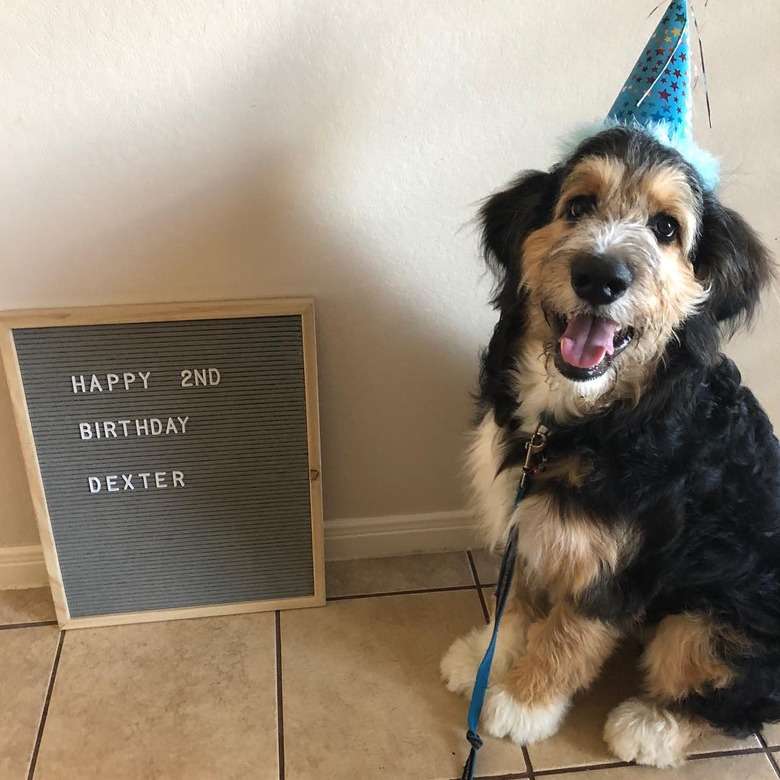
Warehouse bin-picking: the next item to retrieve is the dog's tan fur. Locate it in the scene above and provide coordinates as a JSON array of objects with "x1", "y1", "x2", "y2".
[
  {"x1": 500, "y1": 601, "x2": 620, "y2": 707},
  {"x1": 514, "y1": 495, "x2": 638, "y2": 600},
  {"x1": 534, "y1": 451, "x2": 593, "y2": 488},
  {"x1": 642, "y1": 613, "x2": 749, "y2": 701}
]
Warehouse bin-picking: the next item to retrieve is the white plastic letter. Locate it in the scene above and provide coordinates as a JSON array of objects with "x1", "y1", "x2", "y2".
[
  {"x1": 71, "y1": 375, "x2": 86, "y2": 393},
  {"x1": 177, "y1": 416, "x2": 189, "y2": 434},
  {"x1": 106, "y1": 373, "x2": 120, "y2": 391},
  {"x1": 155, "y1": 471, "x2": 168, "y2": 488},
  {"x1": 89, "y1": 375, "x2": 103, "y2": 392},
  {"x1": 79, "y1": 423, "x2": 93, "y2": 440},
  {"x1": 123, "y1": 372, "x2": 136, "y2": 390},
  {"x1": 138, "y1": 371, "x2": 151, "y2": 389},
  {"x1": 106, "y1": 475, "x2": 119, "y2": 492},
  {"x1": 150, "y1": 418, "x2": 162, "y2": 435},
  {"x1": 172, "y1": 470, "x2": 185, "y2": 487},
  {"x1": 88, "y1": 477, "x2": 102, "y2": 493},
  {"x1": 138, "y1": 472, "x2": 151, "y2": 489}
]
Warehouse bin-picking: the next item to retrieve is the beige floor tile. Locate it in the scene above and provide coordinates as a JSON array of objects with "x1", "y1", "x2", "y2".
[
  {"x1": 0, "y1": 587, "x2": 56, "y2": 625},
  {"x1": 470, "y1": 549, "x2": 501, "y2": 586},
  {"x1": 282, "y1": 589, "x2": 529, "y2": 780},
  {"x1": 764, "y1": 722, "x2": 780, "y2": 746},
  {"x1": 542, "y1": 753, "x2": 776, "y2": 779},
  {"x1": 0, "y1": 625, "x2": 60, "y2": 779},
  {"x1": 34, "y1": 614, "x2": 278, "y2": 780},
  {"x1": 326, "y1": 552, "x2": 474, "y2": 598}
]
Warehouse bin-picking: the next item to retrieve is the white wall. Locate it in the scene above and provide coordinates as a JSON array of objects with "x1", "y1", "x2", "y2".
[{"x1": 2, "y1": 1, "x2": 778, "y2": 548}]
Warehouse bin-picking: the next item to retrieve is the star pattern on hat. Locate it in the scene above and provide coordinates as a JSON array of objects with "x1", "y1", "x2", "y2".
[{"x1": 607, "y1": 0, "x2": 693, "y2": 142}]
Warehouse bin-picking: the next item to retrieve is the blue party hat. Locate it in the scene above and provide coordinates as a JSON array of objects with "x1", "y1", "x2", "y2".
[
  {"x1": 608, "y1": 0, "x2": 693, "y2": 143},
  {"x1": 561, "y1": 0, "x2": 719, "y2": 189}
]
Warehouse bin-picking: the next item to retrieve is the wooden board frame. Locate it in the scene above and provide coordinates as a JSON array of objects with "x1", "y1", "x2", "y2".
[{"x1": 0, "y1": 298, "x2": 325, "y2": 629}]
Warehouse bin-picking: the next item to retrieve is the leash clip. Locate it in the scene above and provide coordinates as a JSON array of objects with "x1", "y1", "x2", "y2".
[{"x1": 520, "y1": 424, "x2": 548, "y2": 487}]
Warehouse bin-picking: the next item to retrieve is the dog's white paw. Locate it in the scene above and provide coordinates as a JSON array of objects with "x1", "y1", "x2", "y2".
[
  {"x1": 440, "y1": 619, "x2": 525, "y2": 697},
  {"x1": 604, "y1": 697, "x2": 702, "y2": 768},
  {"x1": 481, "y1": 686, "x2": 570, "y2": 745},
  {"x1": 440, "y1": 625, "x2": 494, "y2": 696}
]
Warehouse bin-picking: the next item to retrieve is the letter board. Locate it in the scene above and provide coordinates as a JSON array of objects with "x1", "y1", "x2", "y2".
[{"x1": 0, "y1": 299, "x2": 324, "y2": 628}]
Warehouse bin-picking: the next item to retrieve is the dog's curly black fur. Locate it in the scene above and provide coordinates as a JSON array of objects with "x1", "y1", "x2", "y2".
[{"x1": 477, "y1": 127, "x2": 779, "y2": 737}]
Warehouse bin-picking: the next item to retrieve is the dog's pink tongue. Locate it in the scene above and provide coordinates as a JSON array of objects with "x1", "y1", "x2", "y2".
[{"x1": 560, "y1": 315, "x2": 616, "y2": 369}]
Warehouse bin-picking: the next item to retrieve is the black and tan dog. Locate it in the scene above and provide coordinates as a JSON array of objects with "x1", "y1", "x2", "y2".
[{"x1": 441, "y1": 125, "x2": 780, "y2": 767}]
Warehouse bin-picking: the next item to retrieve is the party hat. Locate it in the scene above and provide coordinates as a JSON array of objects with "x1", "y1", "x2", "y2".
[
  {"x1": 608, "y1": 0, "x2": 693, "y2": 143},
  {"x1": 563, "y1": 0, "x2": 719, "y2": 189}
]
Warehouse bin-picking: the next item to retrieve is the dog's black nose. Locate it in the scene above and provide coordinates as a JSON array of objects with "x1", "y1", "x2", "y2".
[{"x1": 570, "y1": 254, "x2": 634, "y2": 305}]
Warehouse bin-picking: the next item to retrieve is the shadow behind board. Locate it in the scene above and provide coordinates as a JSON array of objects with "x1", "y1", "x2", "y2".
[{"x1": 0, "y1": 299, "x2": 324, "y2": 629}]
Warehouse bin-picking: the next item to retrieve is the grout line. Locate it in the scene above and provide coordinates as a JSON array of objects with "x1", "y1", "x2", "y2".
[
  {"x1": 467, "y1": 551, "x2": 491, "y2": 624},
  {"x1": 688, "y1": 745, "x2": 767, "y2": 761},
  {"x1": 466, "y1": 550, "x2": 482, "y2": 587},
  {"x1": 521, "y1": 745, "x2": 536, "y2": 780},
  {"x1": 476, "y1": 588, "x2": 491, "y2": 625},
  {"x1": 274, "y1": 612, "x2": 285, "y2": 780},
  {"x1": 27, "y1": 630, "x2": 65, "y2": 780},
  {"x1": 0, "y1": 621, "x2": 58, "y2": 632},
  {"x1": 327, "y1": 584, "x2": 481, "y2": 602},
  {"x1": 758, "y1": 733, "x2": 780, "y2": 779},
  {"x1": 533, "y1": 761, "x2": 633, "y2": 776}
]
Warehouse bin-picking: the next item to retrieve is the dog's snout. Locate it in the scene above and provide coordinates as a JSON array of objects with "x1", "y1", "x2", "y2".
[{"x1": 570, "y1": 254, "x2": 634, "y2": 306}]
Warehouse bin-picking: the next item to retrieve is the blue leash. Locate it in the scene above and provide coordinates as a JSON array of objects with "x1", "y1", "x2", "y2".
[{"x1": 460, "y1": 428, "x2": 547, "y2": 780}]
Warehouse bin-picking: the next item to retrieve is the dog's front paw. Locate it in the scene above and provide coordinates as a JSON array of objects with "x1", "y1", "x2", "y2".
[
  {"x1": 481, "y1": 686, "x2": 570, "y2": 745},
  {"x1": 604, "y1": 697, "x2": 702, "y2": 768},
  {"x1": 440, "y1": 625, "x2": 493, "y2": 696},
  {"x1": 441, "y1": 620, "x2": 527, "y2": 697}
]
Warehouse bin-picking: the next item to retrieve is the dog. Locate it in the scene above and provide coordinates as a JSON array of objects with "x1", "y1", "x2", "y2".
[{"x1": 441, "y1": 125, "x2": 780, "y2": 768}]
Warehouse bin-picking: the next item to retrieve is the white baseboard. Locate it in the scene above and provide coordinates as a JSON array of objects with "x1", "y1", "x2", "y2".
[
  {"x1": 0, "y1": 510, "x2": 480, "y2": 589},
  {"x1": 0, "y1": 546, "x2": 49, "y2": 589},
  {"x1": 324, "y1": 510, "x2": 479, "y2": 561}
]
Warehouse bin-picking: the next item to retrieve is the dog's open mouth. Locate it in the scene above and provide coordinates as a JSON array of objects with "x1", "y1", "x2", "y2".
[{"x1": 547, "y1": 311, "x2": 634, "y2": 381}]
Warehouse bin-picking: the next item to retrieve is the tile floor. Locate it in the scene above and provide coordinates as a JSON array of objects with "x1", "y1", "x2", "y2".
[{"x1": 2, "y1": 551, "x2": 780, "y2": 779}]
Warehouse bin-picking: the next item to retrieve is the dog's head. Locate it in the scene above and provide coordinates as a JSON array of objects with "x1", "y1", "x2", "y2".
[{"x1": 482, "y1": 126, "x2": 773, "y2": 408}]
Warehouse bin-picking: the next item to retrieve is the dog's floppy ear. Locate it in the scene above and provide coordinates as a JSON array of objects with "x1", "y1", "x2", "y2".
[
  {"x1": 480, "y1": 169, "x2": 560, "y2": 304},
  {"x1": 695, "y1": 192, "x2": 774, "y2": 330}
]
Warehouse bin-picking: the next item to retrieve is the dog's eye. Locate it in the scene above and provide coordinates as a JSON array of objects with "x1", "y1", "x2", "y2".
[
  {"x1": 650, "y1": 214, "x2": 680, "y2": 244},
  {"x1": 566, "y1": 196, "x2": 597, "y2": 221}
]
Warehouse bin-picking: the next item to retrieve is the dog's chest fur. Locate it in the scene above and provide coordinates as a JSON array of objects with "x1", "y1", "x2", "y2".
[{"x1": 470, "y1": 357, "x2": 633, "y2": 601}]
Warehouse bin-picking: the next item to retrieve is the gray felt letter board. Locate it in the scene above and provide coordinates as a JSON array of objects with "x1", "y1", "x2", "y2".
[{"x1": 0, "y1": 299, "x2": 325, "y2": 628}]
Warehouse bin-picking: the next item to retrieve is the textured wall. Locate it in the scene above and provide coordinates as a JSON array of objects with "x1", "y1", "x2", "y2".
[{"x1": 2, "y1": 1, "x2": 778, "y2": 546}]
